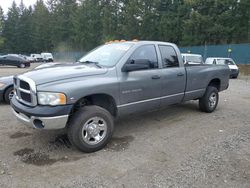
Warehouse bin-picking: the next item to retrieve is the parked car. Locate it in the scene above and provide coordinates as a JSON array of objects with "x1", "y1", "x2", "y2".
[
  {"x1": 0, "y1": 76, "x2": 14, "y2": 103},
  {"x1": 0, "y1": 63, "x2": 60, "y2": 104},
  {"x1": 0, "y1": 54, "x2": 30, "y2": 68},
  {"x1": 30, "y1": 54, "x2": 44, "y2": 62},
  {"x1": 205, "y1": 57, "x2": 239, "y2": 78},
  {"x1": 23, "y1": 55, "x2": 35, "y2": 63},
  {"x1": 11, "y1": 41, "x2": 230, "y2": 153},
  {"x1": 182, "y1": 53, "x2": 204, "y2": 65},
  {"x1": 41, "y1": 53, "x2": 54, "y2": 62}
]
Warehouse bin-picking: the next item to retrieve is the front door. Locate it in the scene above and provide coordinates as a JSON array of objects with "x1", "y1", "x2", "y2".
[{"x1": 118, "y1": 44, "x2": 162, "y2": 115}]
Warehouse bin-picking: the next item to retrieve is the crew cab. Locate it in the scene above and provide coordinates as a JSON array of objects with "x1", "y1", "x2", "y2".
[{"x1": 11, "y1": 41, "x2": 230, "y2": 153}]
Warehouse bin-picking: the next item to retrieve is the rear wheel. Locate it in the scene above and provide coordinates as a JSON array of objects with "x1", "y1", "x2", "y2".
[
  {"x1": 199, "y1": 86, "x2": 219, "y2": 113},
  {"x1": 19, "y1": 63, "x2": 25, "y2": 68},
  {"x1": 67, "y1": 105, "x2": 114, "y2": 153},
  {"x1": 4, "y1": 87, "x2": 14, "y2": 104}
]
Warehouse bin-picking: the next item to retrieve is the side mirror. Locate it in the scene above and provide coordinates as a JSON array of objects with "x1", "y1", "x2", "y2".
[{"x1": 122, "y1": 59, "x2": 151, "y2": 72}]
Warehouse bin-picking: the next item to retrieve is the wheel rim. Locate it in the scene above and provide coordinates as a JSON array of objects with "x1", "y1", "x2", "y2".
[
  {"x1": 81, "y1": 117, "x2": 107, "y2": 145},
  {"x1": 209, "y1": 92, "x2": 217, "y2": 108},
  {"x1": 8, "y1": 90, "x2": 14, "y2": 100}
]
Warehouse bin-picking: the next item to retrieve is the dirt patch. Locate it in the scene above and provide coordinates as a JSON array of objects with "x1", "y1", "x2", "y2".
[
  {"x1": 106, "y1": 136, "x2": 134, "y2": 152},
  {"x1": 13, "y1": 148, "x2": 70, "y2": 166},
  {"x1": 13, "y1": 148, "x2": 34, "y2": 156},
  {"x1": 238, "y1": 65, "x2": 250, "y2": 76},
  {"x1": 10, "y1": 132, "x2": 32, "y2": 139},
  {"x1": 49, "y1": 134, "x2": 72, "y2": 149}
]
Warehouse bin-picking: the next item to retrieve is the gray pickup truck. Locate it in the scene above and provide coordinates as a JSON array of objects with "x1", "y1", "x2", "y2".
[{"x1": 11, "y1": 41, "x2": 230, "y2": 152}]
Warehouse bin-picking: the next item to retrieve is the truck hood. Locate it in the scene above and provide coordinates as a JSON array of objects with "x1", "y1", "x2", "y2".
[
  {"x1": 0, "y1": 75, "x2": 14, "y2": 84},
  {"x1": 21, "y1": 63, "x2": 108, "y2": 85}
]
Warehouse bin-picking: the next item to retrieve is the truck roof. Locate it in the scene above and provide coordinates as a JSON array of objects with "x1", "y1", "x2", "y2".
[
  {"x1": 206, "y1": 57, "x2": 232, "y2": 60},
  {"x1": 106, "y1": 40, "x2": 176, "y2": 46}
]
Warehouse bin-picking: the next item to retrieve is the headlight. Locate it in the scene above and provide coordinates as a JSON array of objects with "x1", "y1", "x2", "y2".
[
  {"x1": 0, "y1": 82, "x2": 6, "y2": 89},
  {"x1": 37, "y1": 92, "x2": 66, "y2": 106}
]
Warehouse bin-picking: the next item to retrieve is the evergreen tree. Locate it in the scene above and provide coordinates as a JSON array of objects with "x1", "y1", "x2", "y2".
[
  {"x1": 1, "y1": 0, "x2": 250, "y2": 53},
  {"x1": 3, "y1": 1, "x2": 20, "y2": 52},
  {"x1": 32, "y1": 0, "x2": 52, "y2": 52},
  {"x1": 0, "y1": 6, "x2": 4, "y2": 51},
  {"x1": 17, "y1": 1, "x2": 34, "y2": 53},
  {"x1": 73, "y1": 0, "x2": 102, "y2": 50}
]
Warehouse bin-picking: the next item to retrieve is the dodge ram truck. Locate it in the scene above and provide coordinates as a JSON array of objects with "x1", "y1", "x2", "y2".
[{"x1": 11, "y1": 41, "x2": 230, "y2": 152}]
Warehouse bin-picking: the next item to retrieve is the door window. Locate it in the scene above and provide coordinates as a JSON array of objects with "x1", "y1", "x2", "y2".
[
  {"x1": 159, "y1": 45, "x2": 179, "y2": 68},
  {"x1": 130, "y1": 45, "x2": 158, "y2": 69}
]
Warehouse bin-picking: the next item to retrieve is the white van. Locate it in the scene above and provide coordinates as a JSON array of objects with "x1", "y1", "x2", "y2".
[
  {"x1": 30, "y1": 54, "x2": 43, "y2": 62},
  {"x1": 205, "y1": 57, "x2": 239, "y2": 78},
  {"x1": 182, "y1": 53, "x2": 204, "y2": 65},
  {"x1": 41, "y1": 53, "x2": 54, "y2": 62}
]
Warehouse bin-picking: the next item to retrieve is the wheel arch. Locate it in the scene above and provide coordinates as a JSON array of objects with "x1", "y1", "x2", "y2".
[
  {"x1": 3, "y1": 85, "x2": 14, "y2": 101},
  {"x1": 208, "y1": 78, "x2": 221, "y2": 91},
  {"x1": 71, "y1": 93, "x2": 118, "y2": 117}
]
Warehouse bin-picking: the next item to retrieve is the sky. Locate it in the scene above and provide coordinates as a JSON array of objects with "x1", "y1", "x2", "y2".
[{"x1": 0, "y1": 0, "x2": 37, "y2": 14}]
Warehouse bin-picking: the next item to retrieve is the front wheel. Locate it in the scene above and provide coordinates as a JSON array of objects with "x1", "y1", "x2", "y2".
[
  {"x1": 67, "y1": 105, "x2": 114, "y2": 153},
  {"x1": 199, "y1": 86, "x2": 219, "y2": 113},
  {"x1": 4, "y1": 87, "x2": 14, "y2": 104}
]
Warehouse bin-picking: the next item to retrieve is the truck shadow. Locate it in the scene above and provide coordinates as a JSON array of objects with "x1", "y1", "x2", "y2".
[
  {"x1": 12, "y1": 101, "x2": 199, "y2": 166},
  {"x1": 116, "y1": 101, "x2": 199, "y2": 129}
]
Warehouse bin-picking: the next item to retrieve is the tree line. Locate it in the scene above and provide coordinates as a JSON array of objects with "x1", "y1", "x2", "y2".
[{"x1": 0, "y1": 0, "x2": 249, "y2": 53}]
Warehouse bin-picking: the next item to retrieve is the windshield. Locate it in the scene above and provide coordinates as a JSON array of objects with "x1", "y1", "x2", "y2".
[
  {"x1": 217, "y1": 59, "x2": 235, "y2": 65},
  {"x1": 79, "y1": 43, "x2": 134, "y2": 67},
  {"x1": 186, "y1": 56, "x2": 203, "y2": 64}
]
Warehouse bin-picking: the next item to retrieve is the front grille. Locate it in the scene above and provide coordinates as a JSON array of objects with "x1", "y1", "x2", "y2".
[
  {"x1": 20, "y1": 92, "x2": 32, "y2": 103},
  {"x1": 20, "y1": 80, "x2": 30, "y2": 90},
  {"x1": 230, "y1": 69, "x2": 237, "y2": 73},
  {"x1": 14, "y1": 76, "x2": 37, "y2": 106}
]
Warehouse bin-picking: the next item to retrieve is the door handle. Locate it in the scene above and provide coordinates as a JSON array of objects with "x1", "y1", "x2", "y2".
[
  {"x1": 151, "y1": 75, "x2": 161, "y2": 79},
  {"x1": 177, "y1": 73, "x2": 184, "y2": 77}
]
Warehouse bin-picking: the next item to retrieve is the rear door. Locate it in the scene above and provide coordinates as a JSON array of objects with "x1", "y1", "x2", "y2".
[
  {"x1": 158, "y1": 45, "x2": 186, "y2": 106},
  {"x1": 118, "y1": 44, "x2": 162, "y2": 114},
  {"x1": 8, "y1": 56, "x2": 20, "y2": 67}
]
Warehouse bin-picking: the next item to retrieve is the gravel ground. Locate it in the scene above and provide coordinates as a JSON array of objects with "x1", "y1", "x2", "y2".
[{"x1": 0, "y1": 64, "x2": 250, "y2": 188}]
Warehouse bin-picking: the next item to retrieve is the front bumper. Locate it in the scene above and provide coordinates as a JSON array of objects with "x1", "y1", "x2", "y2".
[
  {"x1": 11, "y1": 96, "x2": 73, "y2": 129},
  {"x1": 230, "y1": 69, "x2": 239, "y2": 78}
]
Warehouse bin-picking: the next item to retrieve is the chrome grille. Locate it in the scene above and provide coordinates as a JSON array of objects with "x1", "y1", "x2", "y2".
[
  {"x1": 230, "y1": 69, "x2": 237, "y2": 73},
  {"x1": 14, "y1": 75, "x2": 37, "y2": 106}
]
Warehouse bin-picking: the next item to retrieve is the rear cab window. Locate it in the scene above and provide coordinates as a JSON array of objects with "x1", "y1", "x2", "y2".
[{"x1": 158, "y1": 45, "x2": 179, "y2": 68}]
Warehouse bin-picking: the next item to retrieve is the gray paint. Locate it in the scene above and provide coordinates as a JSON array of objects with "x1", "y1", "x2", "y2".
[{"x1": 16, "y1": 41, "x2": 230, "y2": 117}]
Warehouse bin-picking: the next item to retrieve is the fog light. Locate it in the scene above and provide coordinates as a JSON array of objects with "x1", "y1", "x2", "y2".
[{"x1": 33, "y1": 119, "x2": 44, "y2": 129}]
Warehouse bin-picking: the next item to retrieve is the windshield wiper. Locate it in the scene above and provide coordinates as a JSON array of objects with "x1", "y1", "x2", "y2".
[{"x1": 80, "y1": 61, "x2": 102, "y2": 68}]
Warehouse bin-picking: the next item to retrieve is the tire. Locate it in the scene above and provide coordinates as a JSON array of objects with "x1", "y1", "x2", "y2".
[
  {"x1": 19, "y1": 63, "x2": 25, "y2": 68},
  {"x1": 199, "y1": 86, "x2": 219, "y2": 113},
  {"x1": 67, "y1": 105, "x2": 114, "y2": 153},
  {"x1": 4, "y1": 87, "x2": 14, "y2": 104}
]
